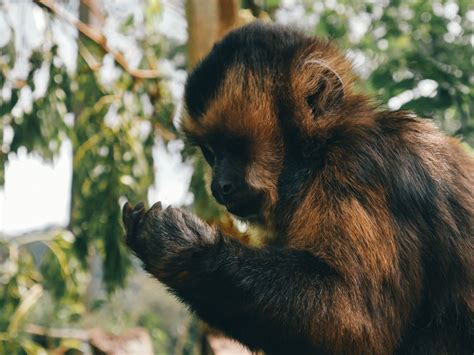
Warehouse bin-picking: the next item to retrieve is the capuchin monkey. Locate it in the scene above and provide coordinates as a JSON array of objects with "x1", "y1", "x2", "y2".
[{"x1": 122, "y1": 23, "x2": 474, "y2": 355}]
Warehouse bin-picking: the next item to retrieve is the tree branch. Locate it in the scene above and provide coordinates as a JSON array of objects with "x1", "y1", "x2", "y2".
[
  {"x1": 0, "y1": 225, "x2": 70, "y2": 245},
  {"x1": 33, "y1": 0, "x2": 161, "y2": 80},
  {"x1": 25, "y1": 324, "x2": 90, "y2": 341}
]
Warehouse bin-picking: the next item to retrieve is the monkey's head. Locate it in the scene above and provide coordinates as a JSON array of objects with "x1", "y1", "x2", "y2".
[{"x1": 182, "y1": 23, "x2": 358, "y2": 224}]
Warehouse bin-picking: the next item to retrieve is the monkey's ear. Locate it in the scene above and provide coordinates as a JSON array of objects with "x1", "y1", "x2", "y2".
[{"x1": 303, "y1": 60, "x2": 345, "y2": 117}]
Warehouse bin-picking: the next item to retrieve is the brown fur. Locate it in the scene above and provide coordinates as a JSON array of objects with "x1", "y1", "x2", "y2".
[{"x1": 126, "y1": 23, "x2": 473, "y2": 354}]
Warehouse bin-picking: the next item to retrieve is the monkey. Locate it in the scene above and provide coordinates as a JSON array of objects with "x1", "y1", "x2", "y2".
[{"x1": 122, "y1": 23, "x2": 474, "y2": 354}]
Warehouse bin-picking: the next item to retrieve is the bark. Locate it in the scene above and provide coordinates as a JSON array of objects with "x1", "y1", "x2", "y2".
[{"x1": 186, "y1": 0, "x2": 240, "y2": 68}]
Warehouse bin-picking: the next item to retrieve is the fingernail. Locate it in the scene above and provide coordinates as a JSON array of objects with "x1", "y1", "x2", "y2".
[
  {"x1": 123, "y1": 202, "x2": 132, "y2": 215},
  {"x1": 151, "y1": 201, "x2": 162, "y2": 210},
  {"x1": 134, "y1": 202, "x2": 145, "y2": 211}
]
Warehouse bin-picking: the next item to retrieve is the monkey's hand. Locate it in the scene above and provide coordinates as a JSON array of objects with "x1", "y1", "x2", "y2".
[{"x1": 122, "y1": 201, "x2": 217, "y2": 280}]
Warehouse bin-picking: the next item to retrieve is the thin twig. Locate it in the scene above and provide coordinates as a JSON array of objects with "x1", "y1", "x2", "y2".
[
  {"x1": 155, "y1": 122, "x2": 178, "y2": 141},
  {"x1": 31, "y1": 0, "x2": 178, "y2": 141},
  {"x1": 81, "y1": 0, "x2": 105, "y2": 24},
  {"x1": 25, "y1": 324, "x2": 90, "y2": 341},
  {"x1": 33, "y1": 0, "x2": 161, "y2": 80},
  {"x1": 0, "y1": 225, "x2": 69, "y2": 244}
]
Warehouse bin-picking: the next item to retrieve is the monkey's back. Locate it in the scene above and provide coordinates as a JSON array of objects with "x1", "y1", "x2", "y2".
[
  {"x1": 387, "y1": 116, "x2": 474, "y2": 353},
  {"x1": 295, "y1": 112, "x2": 474, "y2": 353}
]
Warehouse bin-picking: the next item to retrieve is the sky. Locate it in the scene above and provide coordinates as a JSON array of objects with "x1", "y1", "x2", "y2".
[{"x1": 0, "y1": 143, "x2": 72, "y2": 235}]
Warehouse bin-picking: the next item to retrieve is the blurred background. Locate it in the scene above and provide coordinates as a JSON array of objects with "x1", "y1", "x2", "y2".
[{"x1": 0, "y1": 0, "x2": 472, "y2": 354}]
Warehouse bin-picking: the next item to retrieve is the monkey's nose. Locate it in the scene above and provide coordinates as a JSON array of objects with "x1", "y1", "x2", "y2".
[
  {"x1": 211, "y1": 177, "x2": 239, "y2": 204},
  {"x1": 219, "y1": 180, "x2": 234, "y2": 195}
]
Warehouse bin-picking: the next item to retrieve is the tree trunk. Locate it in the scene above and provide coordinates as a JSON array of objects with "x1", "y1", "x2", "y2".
[
  {"x1": 185, "y1": 3, "x2": 250, "y2": 354},
  {"x1": 73, "y1": 0, "x2": 105, "y2": 310},
  {"x1": 186, "y1": 0, "x2": 240, "y2": 68}
]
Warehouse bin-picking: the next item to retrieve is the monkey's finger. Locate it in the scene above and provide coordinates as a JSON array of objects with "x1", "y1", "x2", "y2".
[
  {"x1": 132, "y1": 202, "x2": 146, "y2": 227},
  {"x1": 122, "y1": 202, "x2": 134, "y2": 231},
  {"x1": 150, "y1": 201, "x2": 163, "y2": 212},
  {"x1": 123, "y1": 202, "x2": 142, "y2": 223},
  {"x1": 122, "y1": 201, "x2": 146, "y2": 238},
  {"x1": 131, "y1": 202, "x2": 146, "y2": 223},
  {"x1": 146, "y1": 201, "x2": 163, "y2": 218},
  {"x1": 133, "y1": 201, "x2": 145, "y2": 212}
]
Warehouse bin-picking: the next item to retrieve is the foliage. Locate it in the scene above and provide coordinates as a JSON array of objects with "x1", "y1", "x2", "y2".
[
  {"x1": 0, "y1": 0, "x2": 182, "y2": 352},
  {"x1": 275, "y1": 0, "x2": 473, "y2": 145},
  {"x1": 0, "y1": 231, "x2": 84, "y2": 354},
  {"x1": 0, "y1": 1, "x2": 177, "y2": 290},
  {"x1": 0, "y1": 0, "x2": 472, "y2": 353}
]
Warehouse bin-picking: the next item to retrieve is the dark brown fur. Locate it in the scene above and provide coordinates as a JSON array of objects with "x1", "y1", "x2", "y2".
[{"x1": 123, "y1": 23, "x2": 474, "y2": 354}]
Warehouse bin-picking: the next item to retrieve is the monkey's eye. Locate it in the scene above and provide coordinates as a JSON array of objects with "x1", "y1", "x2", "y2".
[{"x1": 200, "y1": 146, "x2": 215, "y2": 166}]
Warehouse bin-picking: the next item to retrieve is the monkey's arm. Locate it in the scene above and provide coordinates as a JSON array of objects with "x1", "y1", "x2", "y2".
[
  {"x1": 122, "y1": 202, "x2": 334, "y2": 353},
  {"x1": 168, "y1": 237, "x2": 330, "y2": 352}
]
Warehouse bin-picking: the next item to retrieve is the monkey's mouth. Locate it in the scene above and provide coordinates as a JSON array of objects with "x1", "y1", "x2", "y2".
[
  {"x1": 226, "y1": 202, "x2": 255, "y2": 218},
  {"x1": 211, "y1": 183, "x2": 263, "y2": 219},
  {"x1": 222, "y1": 194, "x2": 262, "y2": 219}
]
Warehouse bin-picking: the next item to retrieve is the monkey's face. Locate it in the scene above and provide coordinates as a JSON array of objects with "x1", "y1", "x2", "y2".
[
  {"x1": 182, "y1": 69, "x2": 283, "y2": 221},
  {"x1": 199, "y1": 135, "x2": 265, "y2": 219},
  {"x1": 182, "y1": 23, "x2": 351, "y2": 223}
]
